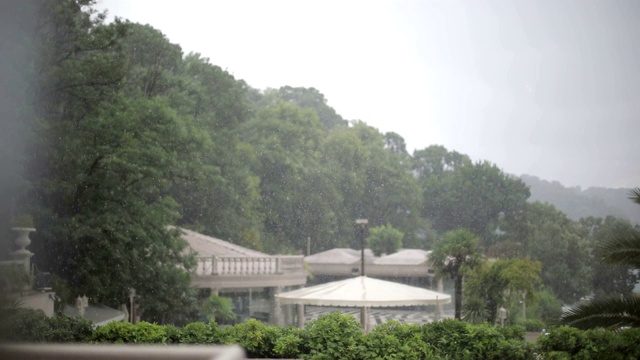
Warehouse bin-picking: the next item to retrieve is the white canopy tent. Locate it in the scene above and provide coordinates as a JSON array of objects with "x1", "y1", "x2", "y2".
[{"x1": 276, "y1": 276, "x2": 451, "y2": 329}]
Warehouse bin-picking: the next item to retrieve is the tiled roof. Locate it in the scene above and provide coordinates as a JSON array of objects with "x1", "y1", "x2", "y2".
[
  {"x1": 374, "y1": 249, "x2": 431, "y2": 265},
  {"x1": 175, "y1": 227, "x2": 270, "y2": 258},
  {"x1": 305, "y1": 248, "x2": 375, "y2": 265}
]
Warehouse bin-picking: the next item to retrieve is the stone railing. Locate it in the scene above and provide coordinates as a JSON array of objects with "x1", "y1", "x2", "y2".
[{"x1": 195, "y1": 255, "x2": 305, "y2": 276}]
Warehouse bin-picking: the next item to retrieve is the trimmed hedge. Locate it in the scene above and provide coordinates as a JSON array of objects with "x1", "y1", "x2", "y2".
[{"x1": 2, "y1": 308, "x2": 639, "y2": 359}]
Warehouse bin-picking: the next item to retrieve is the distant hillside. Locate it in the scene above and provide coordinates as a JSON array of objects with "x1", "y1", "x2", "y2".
[{"x1": 521, "y1": 175, "x2": 640, "y2": 225}]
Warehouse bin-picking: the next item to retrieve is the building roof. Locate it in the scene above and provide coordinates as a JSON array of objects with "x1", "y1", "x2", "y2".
[
  {"x1": 305, "y1": 248, "x2": 375, "y2": 265},
  {"x1": 176, "y1": 227, "x2": 270, "y2": 258},
  {"x1": 374, "y1": 249, "x2": 431, "y2": 265}
]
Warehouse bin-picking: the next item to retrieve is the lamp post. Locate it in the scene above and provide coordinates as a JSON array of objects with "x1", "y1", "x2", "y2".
[
  {"x1": 129, "y1": 288, "x2": 136, "y2": 323},
  {"x1": 355, "y1": 219, "x2": 368, "y2": 331},
  {"x1": 355, "y1": 219, "x2": 368, "y2": 276}
]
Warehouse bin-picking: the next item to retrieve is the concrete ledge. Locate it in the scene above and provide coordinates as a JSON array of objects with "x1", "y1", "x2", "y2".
[{"x1": 0, "y1": 344, "x2": 246, "y2": 360}]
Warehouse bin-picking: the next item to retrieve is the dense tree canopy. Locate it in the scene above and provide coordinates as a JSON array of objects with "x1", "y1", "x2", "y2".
[
  {"x1": 5, "y1": 0, "x2": 633, "y2": 325},
  {"x1": 368, "y1": 224, "x2": 404, "y2": 256},
  {"x1": 416, "y1": 147, "x2": 530, "y2": 242}
]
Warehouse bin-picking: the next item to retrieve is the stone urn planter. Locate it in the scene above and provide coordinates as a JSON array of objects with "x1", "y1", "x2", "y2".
[
  {"x1": 11, "y1": 227, "x2": 36, "y2": 276},
  {"x1": 12, "y1": 227, "x2": 36, "y2": 251}
]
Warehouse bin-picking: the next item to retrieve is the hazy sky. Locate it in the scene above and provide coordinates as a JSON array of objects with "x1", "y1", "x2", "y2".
[{"x1": 97, "y1": 0, "x2": 640, "y2": 189}]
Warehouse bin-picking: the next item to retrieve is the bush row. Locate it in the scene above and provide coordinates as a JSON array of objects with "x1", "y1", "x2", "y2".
[
  {"x1": 537, "y1": 325, "x2": 640, "y2": 360},
  {"x1": 2, "y1": 309, "x2": 639, "y2": 359}
]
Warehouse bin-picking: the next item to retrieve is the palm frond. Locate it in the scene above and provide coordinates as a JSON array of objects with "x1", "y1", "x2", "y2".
[
  {"x1": 597, "y1": 234, "x2": 640, "y2": 268},
  {"x1": 559, "y1": 296, "x2": 640, "y2": 330},
  {"x1": 629, "y1": 188, "x2": 640, "y2": 205}
]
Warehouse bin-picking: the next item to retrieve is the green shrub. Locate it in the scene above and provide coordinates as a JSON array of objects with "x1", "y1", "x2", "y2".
[
  {"x1": 363, "y1": 321, "x2": 434, "y2": 360},
  {"x1": 302, "y1": 312, "x2": 364, "y2": 360},
  {"x1": 273, "y1": 326, "x2": 308, "y2": 359},
  {"x1": 529, "y1": 289, "x2": 562, "y2": 325},
  {"x1": 0, "y1": 308, "x2": 93, "y2": 343},
  {"x1": 131, "y1": 321, "x2": 168, "y2": 343},
  {"x1": 617, "y1": 328, "x2": 640, "y2": 358},
  {"x1": 490, "y1": 338, "x2": 535, "y2": 360},
  {"x1": 92, "y1": 321, "x2": 136, "y2": 343},
  {"x1": 0, "y1": 308, "x2": 50, "y2": 342},
  {"x1": 46, "y1": 315, "x2": 93, "y2": 342},
  {"x1": 180, "y1": 321, "x2": 221, "y2": 344},
  {"x1": 536, "y1": 326, "x2": 640, "y2": 359},
  {"x1": 200, "y1": 295, "x2": 237, "y2": 324},
  {"x1": 221, "y1": 319, "x2": 280, "y2": 358},
  {"x1": 164, "y1": 324, "x2": 182, "y2": 344},
  {"x1": 92, "y1": 321, "x2": 168, "y2": 343},
  {"x1": 497, "y1": 324, "x2": 526, "y2": 340},
  {"x1": 420, "y1": 319, "x2": 533, "y2": 359},
  {"x1": 537, "y1": 325, "x2": 589, "y2": 357},
  {"x1": 421, "y1": 318, "x2": 471, "y2": 356},
  {"x1": 516, "y1": 318, "x2": 546, "y2": 332}
]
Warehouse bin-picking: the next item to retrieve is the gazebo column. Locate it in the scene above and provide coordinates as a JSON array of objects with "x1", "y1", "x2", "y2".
[
  {"x1": 360, "y1": 307, "x2": 367, "y2": 330},
  {"x1": 297, "y1": 304, "x2": 305, "y2": 328}
]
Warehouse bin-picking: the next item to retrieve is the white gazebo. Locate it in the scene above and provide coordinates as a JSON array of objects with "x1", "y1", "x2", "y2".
[{"x1": 275, "y1": 275, "x2": 451, "y2": 329}]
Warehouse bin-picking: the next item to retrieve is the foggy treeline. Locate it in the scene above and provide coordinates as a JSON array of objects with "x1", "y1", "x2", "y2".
[
  {"x1": 522, "y1": 175, "x2": 640, "y2": 224},
  {"x1": 1, "y1": 1, "x2": 638, "y2": 323}
]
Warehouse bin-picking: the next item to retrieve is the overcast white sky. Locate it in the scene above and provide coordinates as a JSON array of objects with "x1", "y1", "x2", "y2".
[{"x1": 97, "y1": 0, "x2": 640, "y2": 189}]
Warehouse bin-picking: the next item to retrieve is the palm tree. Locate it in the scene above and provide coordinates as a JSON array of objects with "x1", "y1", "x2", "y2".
[
  {"x1": 560, "y1": 188, "x2": 640, "y2": 329},
  {"x1": 430, "y1": 228, "x2": 483, "y2": 320}
]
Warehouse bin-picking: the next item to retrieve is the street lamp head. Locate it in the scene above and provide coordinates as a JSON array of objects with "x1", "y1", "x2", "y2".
[{"x1": 355, "y1": 219, "x2": 368, "y2": 225}]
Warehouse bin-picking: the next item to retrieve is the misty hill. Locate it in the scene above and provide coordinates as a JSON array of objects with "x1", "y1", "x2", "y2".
[{"x1": 521, "y1": 175, "x2": 640, "y2": 225}]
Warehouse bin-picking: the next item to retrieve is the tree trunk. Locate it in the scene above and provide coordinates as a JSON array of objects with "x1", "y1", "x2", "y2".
[{"x1": 454, "y1": 274, "x2": 463, "y2": 320}]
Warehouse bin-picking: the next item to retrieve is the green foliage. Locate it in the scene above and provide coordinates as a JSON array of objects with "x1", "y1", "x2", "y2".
[
  {"x1": 272, "y1": 326, "x2": 308, "y2": 359},
  {"x1": 91, "y1": 321, "x2": 137, "y2": 343},
  {"x1": 496, "y1": 324, "x2": 526, "y2": 341},
  {"x1": 271, "y1": 86, "x2": 347, "y2": 129},
  {"x1": 431, "y1": 228, "x2": 483, "y2": 320},
  {"x1": 92, "y1": 321, "x2": 169, "y2": 343},
  {"x1": 516, "y1": 318, "x2": 546, "y2": 332},
  {"x1": 464, "y1": 258, "x2": 542, "y2": 324},
  {"x1": 24, "y1": 0, "x2": 198, "y2": 321},
  {"x1": 0, "y1": 308, "x2": 50, "y2": 342},
  {"x1": 417, "y1": 149, "x2": 530, "y2": 239},
  {"x1": 0, "y1": 309, "x2": 92, "y2": 343},
  {"x1": 363, "y1": 321, "x2": 434, "y2": 359},
  {"x1": 368, "y1": 224, "x2": 404, "y2": 256},
  {"x1": 180, "y1": 321, "x2": 221, "y2": 344},
  {"x1": 504, "y1": 202, "x2": 592, "y2": 303},
  {"x1": 302, "y1": 312, "x2": 364, "y2": 360},
  {"x1": 221, "y1": 319, "x2": 280, "y2": 359},
  {"x1": 421, "y1": 319, "x2": 534, "y2": 360},
  {"x1": 537, "y1": 326, "x2": 640, "y2": 359},
  {"x1": 0, "y1": 264, "x2": 32, "y2": 293},
  {"x1": 163, "y1": 324, "x2": 182, "y2": 344},
  {"x1": 200, "y1": 295, "x2": 237, "y2": 324},
  {"x1": 560, "y1": 190, "x2": 640, "y2": 330},
  {"x1": 528, "y1": 289, "x2": 562, "y2": 326},
  {"x1": 45, "y1": 315, "x2": 93, "y2": 342},
  {"x1": 585, "y1": 216, "x2": 639, "y2": 298},
  {"x1": 560, "y1": 296, "x2": 640, "y2": 329}
]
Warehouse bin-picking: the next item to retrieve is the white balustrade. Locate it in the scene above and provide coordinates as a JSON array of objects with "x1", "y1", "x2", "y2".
[{"x1": 195, "y1": 255, "x2": 304, "y2": 276}]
